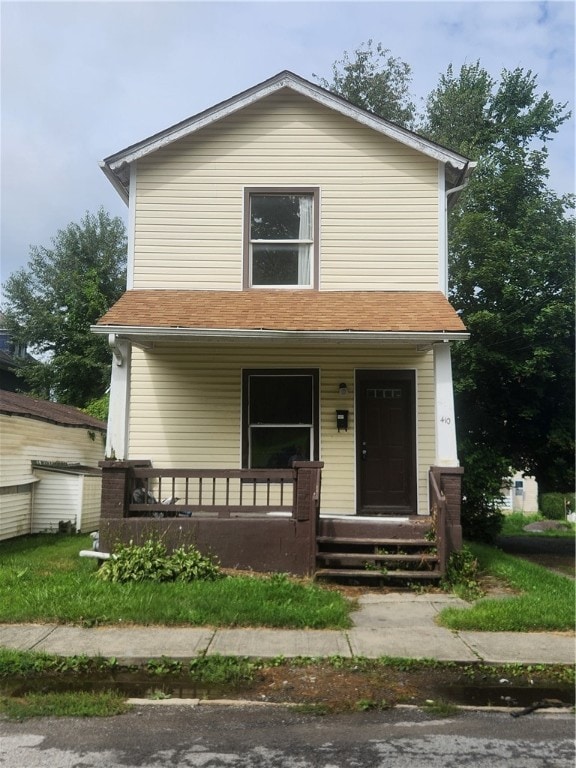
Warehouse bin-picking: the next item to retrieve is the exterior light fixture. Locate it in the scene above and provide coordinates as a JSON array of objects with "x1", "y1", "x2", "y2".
[{"x1": 338, "y1": 383, "x2": 348, "y2": 396}]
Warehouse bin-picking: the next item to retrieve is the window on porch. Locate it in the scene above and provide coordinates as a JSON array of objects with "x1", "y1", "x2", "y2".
[{"x1": 242, "y1": 370, "x2": 319, "y2": 468}]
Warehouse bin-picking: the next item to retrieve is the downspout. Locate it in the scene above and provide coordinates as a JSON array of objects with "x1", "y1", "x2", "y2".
[
  {"x1": 434, "y1": 162, "x2": 476, "y2": 465},
  {"x1": 446, "y1": 161, "x2": 476, "y2": 202},
  {"x1": 442, "y1": 162, "x2": 476, "y2": 295},
  {"x1": 445, "y1": 180, "x2": 470, "y2": 200}
]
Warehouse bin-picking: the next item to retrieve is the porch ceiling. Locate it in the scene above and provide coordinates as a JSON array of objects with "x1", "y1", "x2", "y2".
[{"x1": 93, "y1": 290, "x2": 469, "y2": 345}]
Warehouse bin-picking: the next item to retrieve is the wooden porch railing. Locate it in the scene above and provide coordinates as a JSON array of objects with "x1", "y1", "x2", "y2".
[
  {"x1": 429, "y1": 468, "x2": 448, "y2": 575},
  {"x1": 129, "y1": 467, "x2": 296, "y2": 518},
  {"x1": 98, "y1": 460, "x2": 324, "y2": 576}
]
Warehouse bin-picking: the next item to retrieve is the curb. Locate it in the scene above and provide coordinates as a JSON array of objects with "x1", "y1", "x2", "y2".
[{"x1": 126, "y1": 698, "x2": 573, "y2": 715}]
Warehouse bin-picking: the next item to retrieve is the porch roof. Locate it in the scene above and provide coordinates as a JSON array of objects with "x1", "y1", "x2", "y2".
[{"x1": 94, "y1": 290, "x2": 468, "y2": 344}]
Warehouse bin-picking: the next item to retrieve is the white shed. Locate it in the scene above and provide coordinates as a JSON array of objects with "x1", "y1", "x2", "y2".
[{"x1": 31, "y1": 463, "x2": 103, "y2": 534}]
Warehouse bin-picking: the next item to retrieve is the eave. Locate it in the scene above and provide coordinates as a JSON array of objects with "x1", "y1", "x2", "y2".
[
  {"x1": 100, "y1": 70, "x2": 473, "y2": 203},
  {"x1": 92, "y1": 325, "x2": 469, "y2": 349}
]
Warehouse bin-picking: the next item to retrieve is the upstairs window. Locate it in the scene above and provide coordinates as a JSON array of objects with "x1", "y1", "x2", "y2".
[{"x1": 244, "y1": 188, "x2": 319, "y2": 288}]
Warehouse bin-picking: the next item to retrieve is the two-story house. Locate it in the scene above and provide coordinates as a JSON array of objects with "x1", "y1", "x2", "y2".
[{"x1": 94, "y1": 71, "x2": 472, "y2": 578}]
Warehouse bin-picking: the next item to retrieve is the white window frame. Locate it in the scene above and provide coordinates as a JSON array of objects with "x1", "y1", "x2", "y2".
[
  {"x1": 243, "y1": 187, "x2": 319, "y2": 290},
  {"x1": 241, "y1": 369, "x2": 319, "y2": 468}
]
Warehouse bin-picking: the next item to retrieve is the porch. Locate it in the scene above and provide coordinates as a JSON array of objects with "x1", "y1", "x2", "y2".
[{"x1": 98, "y1": 461, "x2": 462, "y2": 580}]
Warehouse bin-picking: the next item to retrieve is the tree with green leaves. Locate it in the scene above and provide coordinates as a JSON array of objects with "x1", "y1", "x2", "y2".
[
  {"x1": 314, "y1": 40, "x2": 416, "y2": 127},
  {"x1": 423, "y1": 63, "x2": 574, "y2": 515},
  {"x1": 2, "y1": 208, "x2": 127, "y2": 409},
  {"x1": 318, "y1": 50, "x2": 574, "y2": 538},
  {"x1": 421, "y1": 62, "x2": 568, "y2": 157}
]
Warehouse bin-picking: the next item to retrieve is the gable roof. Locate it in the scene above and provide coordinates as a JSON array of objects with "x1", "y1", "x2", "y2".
[
  {"x1": 101, "y1": 70, "x2": 473, "y2": 203},
  {"x1": 0, "y1": 390, "x2": 107, "y2": 430},
  {"x1": 94, "y1": 290, "x2": 468, "y2": 345}
]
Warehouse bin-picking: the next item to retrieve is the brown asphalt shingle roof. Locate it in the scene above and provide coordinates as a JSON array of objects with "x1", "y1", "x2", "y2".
[
  {"x1": 97, "y1": 290, "x2": 466, "y2": 333},
  {"x1": 0, "y1": 390, "x2": 107, "y2": 430}
]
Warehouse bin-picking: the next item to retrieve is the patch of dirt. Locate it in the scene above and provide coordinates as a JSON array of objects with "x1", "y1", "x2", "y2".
[
  {"x1": 323, "y1": 576, "x2": 519, "y2": 601},
  {"x1": 476, "y1": 574, "x2": 520, "y2": 597},
  {"x1": 250, "y1": 662, "x2": 425, "y2": 709},
  {"x1": 242, "y1": 661, "x2": 573, "y2": 711}
]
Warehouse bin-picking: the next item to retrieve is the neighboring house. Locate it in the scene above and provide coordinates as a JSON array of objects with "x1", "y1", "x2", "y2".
[
  {"x1": 93, "y1": 71, "x2": 473, "y2": 577},
  {"x1": 0, "y1": 312, "x2": 32, "y2": 392},
  {"x1": 0, "y1": 390, "x2": 106, "y2": 541},
  {"x1": 499, "y1": 471, "x2": 539, "y2": 514}
]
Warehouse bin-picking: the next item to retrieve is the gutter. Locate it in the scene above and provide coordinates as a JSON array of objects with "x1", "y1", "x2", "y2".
[
  {"x1": 93, "y1": 326, "x2": 469, "y2": 345},
  {"x1": 446, "y1": 161, "x2": 477, "y2": 210}
]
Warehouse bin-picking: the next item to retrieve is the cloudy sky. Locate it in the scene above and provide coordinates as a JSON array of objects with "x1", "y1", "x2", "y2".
[{"x1": 1, "y1": 0, "x2": 574, "y2": 291}]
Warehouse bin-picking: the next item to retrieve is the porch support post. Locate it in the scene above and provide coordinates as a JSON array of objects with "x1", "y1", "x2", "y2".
[
  {"x1": 105, "y1": 335, "x2": 131, "y2": 460},
  {"x1": 433, "y1": 341, "x2": 459, "y2": 466},
  {"x1": 432, "y1": 466, "x2": 464, "y2": 554},
  {"x1": 293, "y1": 461, "x2": 324, "y2": 576}
]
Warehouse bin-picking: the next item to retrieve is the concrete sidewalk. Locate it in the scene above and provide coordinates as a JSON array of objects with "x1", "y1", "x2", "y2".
[{"x1": 0, "y1": 594, "x2": 573, "y2": 665}]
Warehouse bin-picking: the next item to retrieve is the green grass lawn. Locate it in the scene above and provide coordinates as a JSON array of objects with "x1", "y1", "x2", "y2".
[
  {"x1": 0, "y1": 534, "x2": 351, "y2": 629},
  {"x1": 1, "y1": 533, "x2": 574, "y2": 633},
  {"x1": 438, "y1": 542, "x2": 575, "y2": 632}
]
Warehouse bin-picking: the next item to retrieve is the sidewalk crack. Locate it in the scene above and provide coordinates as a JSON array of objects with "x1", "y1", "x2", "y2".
[
  {"x1": 454, "y1": 631, "x2": 483, "y2": 661},
  {"x1": 202, "y1": 629, "x2": 217, "y2": 656},
  {"x1": 343, "y1": 631, "x2": 354, "y2": 658},
  {"x1": 29, "y1": 625, "x2": 59, "y2": 651}
]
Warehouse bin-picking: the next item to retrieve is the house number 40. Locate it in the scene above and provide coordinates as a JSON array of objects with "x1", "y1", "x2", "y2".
[{"x1": 440, "y1": 416, "x2": 451, "y2": 424}]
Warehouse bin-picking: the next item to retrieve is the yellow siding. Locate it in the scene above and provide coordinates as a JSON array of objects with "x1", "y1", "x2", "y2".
[
  {"x1": 0, "y1": 414, "x2": 106, "y2": 540},
  {"x1": 0, "y1": 488, "x2": 33, "y2": 541},
  {"x1": 0, "y1": 415, "x2": 106, "y2": 488},
  {"x1": 79, "y1": 475, "x2": 104, "y2": 532},
  {"x1": 133, "y1": 91, "x2": 439, "y2": 291},
  {"x1": 128, "y1": 344, "x2": 435, "y2": 515}
]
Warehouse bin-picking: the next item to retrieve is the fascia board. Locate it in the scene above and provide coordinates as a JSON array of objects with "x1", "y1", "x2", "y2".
[
  {"x1": 92, "y1": 325, "x2": 469, "y2": 344},
  {"x1": 287, "y1": 79, "x2": 469, "y2": 169},
  {"x1": 99, "y1": 162, "x2": 129, "y2": 205},
  {"x1": 102, "y1": 72, "x2": 470, "y2": 174}
]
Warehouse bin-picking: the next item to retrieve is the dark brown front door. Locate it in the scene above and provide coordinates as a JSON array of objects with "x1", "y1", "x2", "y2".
[{"x1": 356, "y1": 370, "x2": 417, "y2": 515}]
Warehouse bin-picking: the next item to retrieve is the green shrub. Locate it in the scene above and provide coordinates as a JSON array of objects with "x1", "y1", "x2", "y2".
[
  {"x1": 96, "y1": 540, "x2": 221, "y2": 583},
  {"x1": 168, "y1": 545, "x2": 221, "y2": 582},
  {"x1": 460, "y1": 498, "x2": 504, "y2": 544},
  {"x1": 539, "y1": 493, "x2": 575, "y2": 520},
  {"x1": 441, "y1": 545, "x2": 483, "y2": 601},
  {"x1": 458, "y1": 443, "x2": 507, "y2": 543}
]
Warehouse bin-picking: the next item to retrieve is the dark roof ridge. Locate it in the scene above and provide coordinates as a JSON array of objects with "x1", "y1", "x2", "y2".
[{"x1": 0, "y1": 390, "x2": 107, "y2": 430}]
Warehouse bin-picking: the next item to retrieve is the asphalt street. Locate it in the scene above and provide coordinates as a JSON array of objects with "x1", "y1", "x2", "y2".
[{"x1": 1, "y1": 703, "x2": 574, "y2": 768}]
